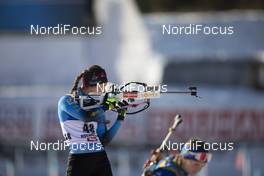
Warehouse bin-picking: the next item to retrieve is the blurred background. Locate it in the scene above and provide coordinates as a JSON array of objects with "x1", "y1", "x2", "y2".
[{"x1": 0, "y1": 0, "x2": 264, "y2": 175}]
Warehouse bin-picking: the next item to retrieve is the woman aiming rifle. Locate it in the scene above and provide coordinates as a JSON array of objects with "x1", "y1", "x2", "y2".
[{"x1": 58, "y1": 65, "x2": 127, "y2": 176}]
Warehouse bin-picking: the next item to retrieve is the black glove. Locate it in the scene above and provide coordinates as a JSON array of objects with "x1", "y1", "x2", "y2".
[{"x1": 117, "y1": 100, "x2": 129, "y2": 121}]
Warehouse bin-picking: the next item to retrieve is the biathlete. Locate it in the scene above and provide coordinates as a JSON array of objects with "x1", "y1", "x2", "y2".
[
  {"x1": 143, "y1": 139, "x2": 212, "y2": 176},
  {"x1": 58, "y1": 65, "x2": 127, "y2": 176}
]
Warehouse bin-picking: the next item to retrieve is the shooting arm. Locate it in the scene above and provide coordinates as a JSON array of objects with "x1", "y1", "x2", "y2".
[
  {"x1": 97, "y1": 114, "x2": 122, "y2": 146},
  {"x1": 103, "y1": 120, "x2": 121, "y2": 145}
]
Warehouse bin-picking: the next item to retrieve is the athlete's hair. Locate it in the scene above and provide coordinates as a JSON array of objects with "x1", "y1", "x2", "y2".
[
  {"x1": 70, "y1": 65, "x2": 108, "y2": 96},
  {"x1": 70, "y1": 72, "x2": 84, "y2": 97}
]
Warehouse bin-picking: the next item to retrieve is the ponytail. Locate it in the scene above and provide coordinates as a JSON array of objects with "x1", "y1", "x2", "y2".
[{"x1": 70, "y1": 72, "x2": 84, "y2": 97}]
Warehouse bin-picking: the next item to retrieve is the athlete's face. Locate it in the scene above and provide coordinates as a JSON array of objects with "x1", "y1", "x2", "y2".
[{"x1": 182, "y1": 159, "x2": 206, "y2": 175}]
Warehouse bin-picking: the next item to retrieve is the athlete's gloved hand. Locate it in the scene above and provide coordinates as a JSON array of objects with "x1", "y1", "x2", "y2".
[
  {"x1": 117, "y1": 100, "x2": 128, "y2": 121},
  {"x1": 103, "y1": 97, "x2": 119, "y2": 110}
]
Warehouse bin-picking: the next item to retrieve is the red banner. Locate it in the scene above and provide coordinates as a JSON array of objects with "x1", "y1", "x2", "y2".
[{"x1": 146, "y1": 108, "x2": 264, "y2": 142}]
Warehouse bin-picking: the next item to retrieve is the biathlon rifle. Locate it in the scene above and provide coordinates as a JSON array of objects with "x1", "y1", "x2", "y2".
[{"x1": 103, "y1": 82, "x2": 199, "y2": 115}]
